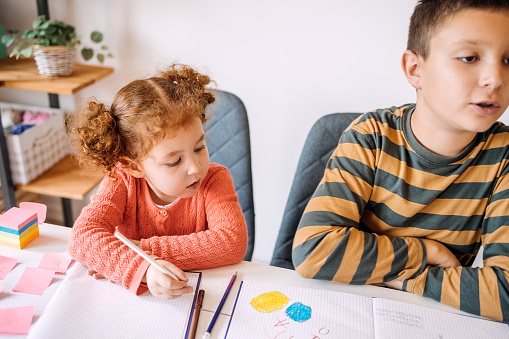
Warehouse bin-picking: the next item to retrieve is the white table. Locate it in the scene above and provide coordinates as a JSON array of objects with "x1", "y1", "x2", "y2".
[{"x1": 1, "y1": 223, "x2": 475, "y2": 339}]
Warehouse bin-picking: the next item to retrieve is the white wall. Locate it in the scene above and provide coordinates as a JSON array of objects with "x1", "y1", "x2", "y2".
[{"x1": 1, "y1": 1, "x2": 508, "y2": 264}]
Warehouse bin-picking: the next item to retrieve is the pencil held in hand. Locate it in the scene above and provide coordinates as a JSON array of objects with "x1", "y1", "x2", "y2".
[{"x1": 114, "y1": 231, "x2": 179, "y2": 280}]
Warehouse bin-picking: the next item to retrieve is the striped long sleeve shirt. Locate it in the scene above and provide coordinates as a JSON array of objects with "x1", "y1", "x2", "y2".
[{"x1": 292, "y1": 104, "x2": 509, "y2": 322}]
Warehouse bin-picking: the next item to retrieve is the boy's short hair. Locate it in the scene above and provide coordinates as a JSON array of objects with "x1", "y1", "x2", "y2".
[{"x1": 408, "y1": 0, "x2": 509, "y2": 59}]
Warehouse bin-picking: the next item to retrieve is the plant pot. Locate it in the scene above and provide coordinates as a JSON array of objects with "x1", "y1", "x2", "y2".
[{"x1": 33, "y1": 46, "x2": 76, "y2": 77}]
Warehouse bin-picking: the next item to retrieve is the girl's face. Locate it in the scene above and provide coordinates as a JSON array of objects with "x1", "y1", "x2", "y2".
[{"x1": 131, "y1": 116, "x2": 210, "y2": 206}]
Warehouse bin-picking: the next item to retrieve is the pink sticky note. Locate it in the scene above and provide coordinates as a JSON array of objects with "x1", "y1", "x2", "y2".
[
  {"x1": 0, "y1": 305, "x2": 34, "y2": 334},
  {"x1": 0, "y1": 255, "x2": 18, "y2": 279},
  {"x1": 38, "y1": 253, "x2": 72, "y2": 273},
  {"x1": 19, "y1": 202, "x2": 47, "y2": 224},
  {"x1": 12, "y1": 267, "x2": 55, "y2": 295}
]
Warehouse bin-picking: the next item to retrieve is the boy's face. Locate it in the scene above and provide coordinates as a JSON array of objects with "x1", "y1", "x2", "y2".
[
  {"x1": 131, "y1": 116, "x2": 210, "y2": 206},
  {"x1": 411, "y1": 9, "x2": 509, "y2": 136}
]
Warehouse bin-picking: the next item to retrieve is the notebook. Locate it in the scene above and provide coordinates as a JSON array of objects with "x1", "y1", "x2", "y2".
[
  {"x1": 28, "y1": 263, "x2": 201, "y2": 339},
  {"x1": 225, "y1": 280, "x2": 509, "y2": 339}
]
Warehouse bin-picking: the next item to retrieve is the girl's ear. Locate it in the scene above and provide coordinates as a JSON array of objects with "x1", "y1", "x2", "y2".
[
  {"x1": 401, "y1": 50, "x2": 422, "y2": 90},
  {"x1": 121, "y1": 157, "x2": 145, "y2": 178}
]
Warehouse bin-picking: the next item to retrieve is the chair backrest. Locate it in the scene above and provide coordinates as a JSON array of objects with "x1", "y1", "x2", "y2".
[
  {"x1": 270, "y1": 112, "x2": 361, "y2": 269},
  {"x1": 204, "y1": 90, "x2": 255, "y2": 261}
]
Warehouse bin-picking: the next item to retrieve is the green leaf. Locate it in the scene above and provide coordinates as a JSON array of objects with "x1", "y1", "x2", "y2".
[
  {"x1": 23, "y1": 31, "x2": 38, "y2": 39},
  {"x1": 38, "y1": 38, "x2": 50, "y2": 47},
  {"x1": 10, "y1": 45, "x2": 20, "y2": 57},
  {"x1": 90, "y1": 31, "x2": 103, "y2": 43},
  {"x1": 50, "y1": 36, "x2": 60, "y2": 45},
  {"x1": 1, "y1": 35, "x2": 15, "y2": 47},
  {"x1": 81, "y1": 47, "x2": 94, "y2": 60},
  {"x1": 20, "y1": 47, "x2": 32, "y2": 58},
  {"x1": 101, "y1": 45, "x2": 108, "y2": 50},
  {"x1": 47, "y1": 26, "x2": 57, "y2": 36},
  {"x1": 33, "y1": 15, "x2": 46, "y2": 29},
  {"x1": 107, "y1": 53, "x2": 113, "y2": 58},
  {"x1": 97, "y1": 53, "x2": 105, "y2": 63},
  {"x1": 39, "y1": 20, "x2": 54, "y2": 30}
]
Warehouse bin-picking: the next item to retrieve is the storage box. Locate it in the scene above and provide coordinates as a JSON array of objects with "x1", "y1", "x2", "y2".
[
  {"x1": 0, "y1": 207, "x2": 39, "y2": 249},
  {"x1": 1, "y1": 102, "x2": 68, "y2": 184}
]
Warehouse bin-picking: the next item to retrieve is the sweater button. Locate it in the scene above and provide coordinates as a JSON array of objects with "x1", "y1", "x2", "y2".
[{"x1": 160, "y1": 210, "x2": 167, "y2": 216}]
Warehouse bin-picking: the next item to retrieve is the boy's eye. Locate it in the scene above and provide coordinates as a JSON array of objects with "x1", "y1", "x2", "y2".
[
  {"x1": 195, "y1": 145, "x2": 206, "y2": 152},
  {"x1": 504, "y1": 58, "x2": 509, "y2": 65},
  {"x1": 459, "y1": 56, "x2": 477, "y2": 63},
  {"x1": 166, "y1": 158, "x2": 181, "y2": 167}
]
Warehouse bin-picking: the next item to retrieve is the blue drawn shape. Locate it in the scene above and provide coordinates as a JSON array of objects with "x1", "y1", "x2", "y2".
[{"x1": 286, "y1": 302, "x2": 312, "y2": 322}]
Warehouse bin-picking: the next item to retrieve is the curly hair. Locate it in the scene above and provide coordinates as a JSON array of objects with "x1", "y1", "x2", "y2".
[
  {"x1": 67, "y1": 64, "x2": 215, "y2": 176},
  {"x1": 408, "y1": 0, "x2": 509, "y2": 59}
]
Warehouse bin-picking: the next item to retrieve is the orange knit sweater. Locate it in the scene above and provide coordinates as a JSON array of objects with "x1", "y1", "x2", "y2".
[{"x1": 68, "y1": 163, "x2": 248, "y2": 294}]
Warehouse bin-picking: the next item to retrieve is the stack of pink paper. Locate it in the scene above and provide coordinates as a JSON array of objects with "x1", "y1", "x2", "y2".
[{"x1": 0, "y1": 207, "x2": 39, "y2": 249}]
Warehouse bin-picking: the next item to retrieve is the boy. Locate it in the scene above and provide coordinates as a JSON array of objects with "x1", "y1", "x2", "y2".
[{"x1": 292, "y1": 0, "x2": 509, "y2": 322}]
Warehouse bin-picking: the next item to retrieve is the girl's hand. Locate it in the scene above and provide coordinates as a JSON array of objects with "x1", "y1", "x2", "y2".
[
  {"x1": 88, "y1": 269, "x2": 105, "y2": 279},
  {"x1": 130, "y1": 239, "x2": 141, "y2": 246},
  {"x1": 145, "y1": 260, "x2": 192, "y2": 300}
]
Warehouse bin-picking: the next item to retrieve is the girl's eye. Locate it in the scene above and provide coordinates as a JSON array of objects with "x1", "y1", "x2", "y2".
[
  {"x1": 504, "y1": 58, "x2": 509, "y2": 65},
  {"x1": 459, "y1": 56, "x2": 477, "y2": 63},
  {"x1": 195, "y1": 145, "x2": 206, "y2": 152},
  {"x1": 166, "y1": 158, "x2": 181, "y2": 167}
]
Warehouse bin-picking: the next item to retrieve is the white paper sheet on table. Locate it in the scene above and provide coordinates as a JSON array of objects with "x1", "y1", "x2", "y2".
[
  {"x1": 28, "y1": 263, "x2": 201, "y2": 339},
  {"x1": 225, "y1": 280, "x2": 509, "y2": 339}
]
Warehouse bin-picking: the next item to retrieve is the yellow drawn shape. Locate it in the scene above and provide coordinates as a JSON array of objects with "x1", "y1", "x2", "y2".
[{"x1": 249, "y1": 291, "x2": 290, "y2": 313}]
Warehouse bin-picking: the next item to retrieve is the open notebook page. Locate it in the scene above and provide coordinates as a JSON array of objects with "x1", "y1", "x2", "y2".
[
  {"x1": 373, "y1": 298, "x2": 509, "y2": 339},
  {"x1": 225, "y1": 280, "x2": 375, "y2": 338},
  {"x1": 29, "y1": 262, "x2": 201, "y2": 339}
]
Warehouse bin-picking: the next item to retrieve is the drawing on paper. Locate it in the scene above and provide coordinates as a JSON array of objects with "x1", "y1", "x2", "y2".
[
  {"x1": 250, "y1": 291, "x2": 290, "y2": 313},
  {"x1": 286, "y1": 302, "x2": 312, "y2": 322},
  {"x1": 250, "y1": 292, "x2": 313, "y2": 323}
]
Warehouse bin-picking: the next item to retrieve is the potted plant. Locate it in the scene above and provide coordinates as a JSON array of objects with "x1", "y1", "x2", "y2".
[{"x1": 1, "y1": 16, "x2": 112, "y2": 77}]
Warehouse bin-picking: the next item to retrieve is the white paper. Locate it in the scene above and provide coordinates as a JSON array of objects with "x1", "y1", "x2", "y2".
[
  {"x1": 28, "y1": 263, "x2": 200, "y2": 339},
  {"x1": 225, "y1": 281, "x2": 375, "y2": 338}
]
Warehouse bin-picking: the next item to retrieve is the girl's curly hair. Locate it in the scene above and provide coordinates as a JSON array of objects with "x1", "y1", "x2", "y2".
[{"x1": 67, "y1": 64, "x2": 215, "y2": 176}]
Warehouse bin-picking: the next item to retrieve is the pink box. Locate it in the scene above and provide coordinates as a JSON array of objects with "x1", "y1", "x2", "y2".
[{"x1": 0, "y1": 207, "x2": 39, "y2": 249}]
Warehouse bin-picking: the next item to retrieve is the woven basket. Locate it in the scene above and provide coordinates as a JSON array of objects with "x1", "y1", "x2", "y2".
[{"x1": 33, "y1": 46, "x2": 76, "y2": 77}]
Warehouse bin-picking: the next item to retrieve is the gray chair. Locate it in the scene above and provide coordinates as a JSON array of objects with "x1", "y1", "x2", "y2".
[
  {"x1": 270, "y1": 112, "x2": 361, "y2": 269},
  {"x1": 205, "y1": 90, "x2": 255, "y2": 261}
]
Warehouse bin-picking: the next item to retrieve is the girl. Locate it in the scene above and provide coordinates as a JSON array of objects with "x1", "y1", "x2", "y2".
[{"x1": 67, "y1": 64, "x2": 248, "y2": 300}]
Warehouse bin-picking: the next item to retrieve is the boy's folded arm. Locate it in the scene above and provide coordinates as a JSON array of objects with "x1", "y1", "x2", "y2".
[
  {"x1": 292, "y1": 215, "x2": 428, "y2": 284},
  {"x1": 403, "y1": 175, "x2": 509, "y2": 323},
  {"x1": 402, "y1": 262, "x2": 509, "y2": 323},
  {"x1": 292, "y1": 139, "x2": 428, "y2": 284}
]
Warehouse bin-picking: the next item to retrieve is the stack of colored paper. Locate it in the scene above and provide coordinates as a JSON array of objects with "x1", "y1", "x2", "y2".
[{"x1": 0, "y1": 207, "x2": 39, "y2": 249}]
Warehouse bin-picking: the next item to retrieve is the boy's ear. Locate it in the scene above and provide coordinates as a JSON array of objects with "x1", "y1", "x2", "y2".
[
  {"x1": 120, "y1": 157, "x2": 145, "y2": 178},
  {"x1": 401, "y1": 50, "x2": 422, "y2": 90}
]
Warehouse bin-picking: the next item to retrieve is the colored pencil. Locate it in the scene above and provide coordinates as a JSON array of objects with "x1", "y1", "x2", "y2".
[
  {"x1": 189, "y1": 289, "x2": 205, "y2": 339},
  {"x1": 202, "y1": 271, "x2": 237, "y2": 339}
]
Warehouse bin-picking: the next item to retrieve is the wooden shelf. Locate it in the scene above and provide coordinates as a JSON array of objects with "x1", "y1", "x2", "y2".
[
  {"x1": 0, "y1": 58, "x2": 114, "y2": 95},
  {"x1": 17, "y1": 155, "x2": 104, "y2": 200},
  {"x1": 0, "y1": 57, "x2": 113, "y2": 226}
]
